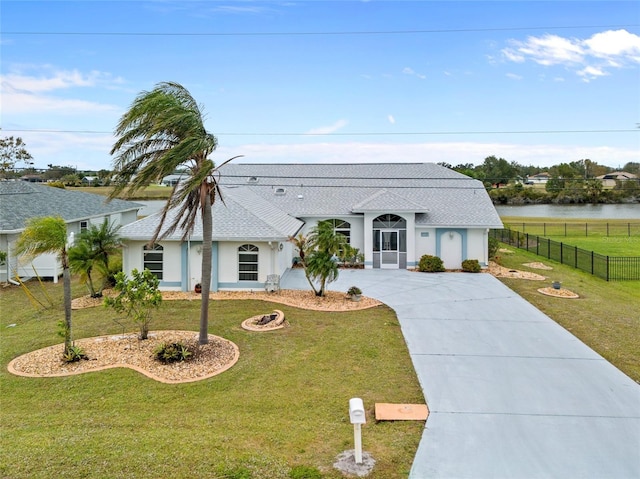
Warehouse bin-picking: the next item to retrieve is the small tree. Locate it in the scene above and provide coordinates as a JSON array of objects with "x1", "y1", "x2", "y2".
[
  {"x1": 15, "y1": 217, "x2": 73, "y2": 354},
  {"x1": 0, "y1": 135, "x2": 33, "y2": 176},
  {"x1": 104, "y1": 269, "x2": 162, "y2": 340},
  {"x1": 304, "y1": 220, "x2": 347, "y2": 297},
  {"x1": 69, "y1": 219, "x2": 122, "y2": 297}
]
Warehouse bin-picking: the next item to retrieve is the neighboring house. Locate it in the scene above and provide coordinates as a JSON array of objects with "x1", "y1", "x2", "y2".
[
  {"x1": 0, "y1": 181, "x2": 142, "y2": 283},
  {"x1": 528, "y1": 172, "x2": 551, "y2": 184},
  {"x1": 596, "y1": 171, "x2": 638, "y2": 188},
  {"x1": 119, "y1": 163, "x2": 503, "y2": 292},
  {"x1": 82, "y1": 176, "x2": 100, "y2": 185},
  {"x1": 160, "y1": 174, "x2": 185, "y2": 187}
]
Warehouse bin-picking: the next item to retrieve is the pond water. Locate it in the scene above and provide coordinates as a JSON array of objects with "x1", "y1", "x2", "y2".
[
  {"x1": 138, "y1": 200, "x2": 639, "y2": 220},
  {"x1": 495, "y1": 203, "x2": 639, "y2": 220}
]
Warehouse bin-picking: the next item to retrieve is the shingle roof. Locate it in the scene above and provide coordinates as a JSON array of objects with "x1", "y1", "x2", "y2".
[
  {"x1": 119, "y1": 162, "x2": 502, "y2": 240},
  {"x1": 0, "y1": 181, "x2": 142, "y2": 233},
  {"x1": 119, "y1": 186, "x2": 304, "y2": 241},
  {"x1": 216, "y1": 162, "x2": 502, "y2": 227}
]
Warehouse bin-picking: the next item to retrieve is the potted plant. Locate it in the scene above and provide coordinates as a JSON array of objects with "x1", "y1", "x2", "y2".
[
  {"x1": 194, "y1": 283, "x2": 202, "y2": 294},
  {"x1": 347, "y1": 286, "x2": 362, "y2": 302}
]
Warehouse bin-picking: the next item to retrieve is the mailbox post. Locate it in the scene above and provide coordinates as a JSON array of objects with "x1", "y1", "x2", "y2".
[{"x1": 349, "y1": 397, "x2": 366, "y2": 464}]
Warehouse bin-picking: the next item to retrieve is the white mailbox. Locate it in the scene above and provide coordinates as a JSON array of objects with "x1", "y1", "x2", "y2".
[{"x1": 349, "y1": 397, "x2": 366, "y2": 424}]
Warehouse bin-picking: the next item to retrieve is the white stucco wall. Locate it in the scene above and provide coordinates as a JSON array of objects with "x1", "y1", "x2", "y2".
[
  {"x1": 414, "y1": 228, "x2": 437, "y2": 261},
  {"x1": 466, "y1": 229, "x2": 490, "y2": 266}
]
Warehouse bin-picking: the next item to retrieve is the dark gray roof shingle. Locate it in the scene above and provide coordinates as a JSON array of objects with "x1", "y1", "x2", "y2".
[{"x1": 0, "y1": 182, "x2": 142, "y2": 232}]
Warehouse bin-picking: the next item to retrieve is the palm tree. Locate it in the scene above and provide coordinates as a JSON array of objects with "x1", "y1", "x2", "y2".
[
  {"x1": 304, "y1": 220, "x2": 347, "y2": 297},
  {"x1": 109, "y1": 81, "x2": 241, "y2": 345},
  {"x1": 69, "y1": 219, "x2": 122, "y2": 297},
  {"x1": 15, "y1": 216, "x2": 73, "y2": 353}
]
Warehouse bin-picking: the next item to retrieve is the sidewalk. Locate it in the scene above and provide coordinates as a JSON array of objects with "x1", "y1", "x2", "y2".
[{"x1": 281, "y1": 269, "x2": 640, "y2": 478}]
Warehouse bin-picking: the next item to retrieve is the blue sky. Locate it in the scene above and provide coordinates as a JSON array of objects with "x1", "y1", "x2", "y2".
[{"x1": 1, "y1": 1, "x2": 639, "y2": 171}]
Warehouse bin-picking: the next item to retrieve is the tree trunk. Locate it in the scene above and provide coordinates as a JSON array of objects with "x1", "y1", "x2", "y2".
[
  {"x1": 199, "y1": 194, "x2": 213, "y2": 345},
  {"x1": 62, "y1": 253, "x2": 72, "y2": 354}
]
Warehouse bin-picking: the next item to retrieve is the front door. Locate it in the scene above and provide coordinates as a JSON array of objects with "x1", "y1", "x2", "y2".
[{"x1": 380, "y1": 229, "x2": 399, "y2": 269}]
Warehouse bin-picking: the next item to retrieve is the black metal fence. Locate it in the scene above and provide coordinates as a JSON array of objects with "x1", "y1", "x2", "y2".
[
  {"x1": 503, "y1": 221, "x2": 640, "y2": 237},
  {"x1": 491, "y1": 228, "x2": 640, "y2": 281}
]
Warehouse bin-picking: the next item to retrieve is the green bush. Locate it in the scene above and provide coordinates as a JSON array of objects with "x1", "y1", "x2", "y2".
[
  {"x1": 461, "y1": 259, "x2": 481, "y2": 273},
  {"x1": 418, "y1": 255, "x2": 445, "y2": 272},
  {"x1": 289, "y1": 465, "x2": 323, "y2": 479},
  {"x1": 488, "y1": 236, "x2": 499, "y2": 258},
  {"x1": 62, "y1": 345, "x2": 88, "y2": 363},
  {"x1": 154, "y1": 342, "x2": 192, "y2": 363}
]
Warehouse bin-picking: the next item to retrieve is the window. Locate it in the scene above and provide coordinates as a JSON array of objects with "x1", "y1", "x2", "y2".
[
  {"x1": 238, "y1": 244, "x2": 259, "y2": 281},
  {"x1": 143, "y1": 244, "x2": 163, "y2": 279},
  {"x1": 327, "y1": 219, "x2": 351, "y2": 244},
  {"x1": 80, "y1": 220, "x2": 88, "y2": 233}
]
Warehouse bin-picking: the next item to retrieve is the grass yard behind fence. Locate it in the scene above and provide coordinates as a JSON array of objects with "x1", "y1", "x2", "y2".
[
  {"x1": 0, "y1": 281, "x2": 423, "y2": 479},
  {"x1": 501, "y1": 216, "x2": 640, "y2": 257}
]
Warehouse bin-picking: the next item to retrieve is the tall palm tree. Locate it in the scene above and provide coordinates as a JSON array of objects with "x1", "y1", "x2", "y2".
[
  {"x1": 15, "y1": 216, "x2": 73, "y2": 353},
  {"x1": 109, "y1": 81, "x2": 240, "y2": 345}
]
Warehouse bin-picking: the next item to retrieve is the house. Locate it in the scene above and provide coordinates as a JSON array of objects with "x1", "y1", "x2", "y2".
[
  {"x1": 596, "y1": 171, "x2": 638, "y2": 188},
  {"x1": 81, "y1": 176, "x2": 100, "y2": 185},
  {"x1": 0, "y1": 181, "x2": 142, "y2": 283},
  {"x1": 527, "y1": 172, "x2": 551, "y2": 184},
  {"x1": 118, "y1": 163, "x2": 503, "y2": 292}
]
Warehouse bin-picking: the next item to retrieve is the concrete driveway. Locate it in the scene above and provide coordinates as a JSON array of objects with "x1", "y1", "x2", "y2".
[{"x1": 280, "y1": 269, "x2": 640, "y2": 479}]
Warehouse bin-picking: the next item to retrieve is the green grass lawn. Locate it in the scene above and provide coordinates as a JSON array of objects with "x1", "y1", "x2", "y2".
[
  {"x1": 495, "y1": 246, "x2": 640, "y2": 383},
  {"x1": 69, "y1": 185, "x2": 172, "y2": 199},
  {"x1": 501, "y1": 216, "x2": 640, "y2": 256},
  {"x1": 0, "y1": 282, "x2": 423, "y2": 478}
]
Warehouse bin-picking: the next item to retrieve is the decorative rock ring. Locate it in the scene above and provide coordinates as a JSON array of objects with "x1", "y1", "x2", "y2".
[{"x1": 241, "y1": 310, "x2": 287, "y2": 331}]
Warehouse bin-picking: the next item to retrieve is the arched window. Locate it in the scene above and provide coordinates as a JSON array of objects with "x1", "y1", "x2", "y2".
[
  {"x1": 143, "y1": 243, "x2": 163, "y2": 279},
  {"x1": 238, "y1": 244, "x2": 259, "y2": 281},
  {"x1": 326, "y1": 219, "x2": 351, "y2": 244}
]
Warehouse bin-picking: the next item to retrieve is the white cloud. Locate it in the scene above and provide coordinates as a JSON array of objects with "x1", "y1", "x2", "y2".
[
  {"x1": 501, "y1": 29, "x2": 640, "y2": 80},
  {"x1": 305, "y1": 119, "x2": 348, "y2": 135},
  {"x1": 0, "y1": 66, "x2": 123, "y2": 115},
  {"x1": 577, "y1": 65, "x2": 609, "y2": 82},
  {"x1": 506, "y1": 73, "x2": 523, "y2": 80},
  {"x1": 584, "y1": 29, "x2": 640, "y2": 60},
  {"x1": 402, "y1": 67, "x2": 426, "y2": 79},
  {"x1": 388, "y1": 115, "x2": 396, "y2": 124}
]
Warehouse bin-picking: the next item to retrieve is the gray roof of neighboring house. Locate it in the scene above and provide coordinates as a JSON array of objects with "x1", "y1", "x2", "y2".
[
  {"x1": 0, "y1": 181, "x2": 142, "y2": 233},
  {"x1": 119, "y1": 187, "x2": 304, "y2": 241},
  {"x1": 216, "y1": 162, "x2": 503, "y2": 227}
]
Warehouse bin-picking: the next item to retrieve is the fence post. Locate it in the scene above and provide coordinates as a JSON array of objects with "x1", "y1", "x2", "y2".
[
  {"x1": 606, "y1": 256, "x2": 609, "y2": 282},
  {"x1": 548, "y1": 238, "x2": 551, "y2": 259},
  {"x1": 591, "y1": 251, "x2": 594, "y2": 275},
  {"x1": 564, "y1": 223, "x2": 567, "y2": 236},
  {"x1": 560, "y1": 242, "x2": 563, "y2": 264},
  {"x1": 544, "y1": 223, "x2": 546, "y2": 236}
]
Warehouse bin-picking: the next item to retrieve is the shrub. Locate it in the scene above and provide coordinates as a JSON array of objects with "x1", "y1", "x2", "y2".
[
  {"x1": 154, "y1": 342, "x2": 192, "y2": 363},
  {"x1": 488, "y1": 236, "x2": 499, "y2": 258},
  {"x1": 347, "y1": 286, "x2": 362, "y2": 296},
  {"x1": 418, "y1": 255, "x2": 445, "y2": 272},
  {"x1": 62, "y1": 345, "x2": 88, "y2": 363},
  {"x1": 461, "y1": 259, "x2": 481, "y2": 273},
  {"x1": 289, "y1": 465, "x2": 323, "y2": 479}
]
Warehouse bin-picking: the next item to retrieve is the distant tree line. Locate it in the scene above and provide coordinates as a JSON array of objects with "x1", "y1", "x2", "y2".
[{"x1": 439, "y1": 156, "x2": 640, "y2": 205}]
